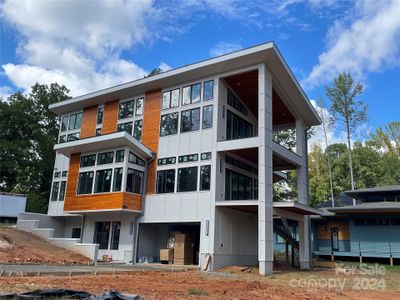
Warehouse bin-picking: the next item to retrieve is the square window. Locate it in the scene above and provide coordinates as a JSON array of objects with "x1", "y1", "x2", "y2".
[
  {"x1": 177, "y1": 167, "x2": 198, "y2": 192},
  {"x1": 77, "y1": 171, "x2": 94, "y2": 194},
  {"x1": 94, "y1": 169, "x2": 112, "y2": 193},
  {"x1": 118, "y1": 100, "x2": 134, "y2": 119},
  {"x1": 80, "y1": 154, "x2": 96, "y2": 167},
  {"x1": 117, "y1": 121, "x2": 133, "y2": 135},
  {"x1": 97, "y1": 151, "x2": 114, "y2": 165},
  {"x1": 156, "y1": 169, "x2": 175, "y2": 193}
]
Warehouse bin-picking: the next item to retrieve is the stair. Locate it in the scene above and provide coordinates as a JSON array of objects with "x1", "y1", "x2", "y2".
[{"x1": 273, "y1": 218, "x2": 299, "y2": 267}]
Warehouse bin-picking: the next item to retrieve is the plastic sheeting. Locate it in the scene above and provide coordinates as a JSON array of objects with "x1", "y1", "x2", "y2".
[{"x1": 0, "y1": 289, "x2": 141, "y2": 299}]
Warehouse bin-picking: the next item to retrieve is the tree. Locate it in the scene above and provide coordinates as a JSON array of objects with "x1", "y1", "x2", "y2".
[
  {"x1": 0, "y1": 83, "x2": 70, "y2": 212},
  {"x1": 145, "y1": 67, "x2": 163, "y2": 77},
  {"x1": 370, "y1": 121, "x2": 400, "y2": 159},
  {"x1": 315, "y1": 97, "x2": 335, "y2": 203},
  {"x1": 325, "y1": 72, "x2": 367, "y2": 190}
]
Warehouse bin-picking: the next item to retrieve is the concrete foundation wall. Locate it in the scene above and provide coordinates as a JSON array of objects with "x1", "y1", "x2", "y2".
[{"x1": 18, "y1": 212, "x2": 65, "y2": 237}]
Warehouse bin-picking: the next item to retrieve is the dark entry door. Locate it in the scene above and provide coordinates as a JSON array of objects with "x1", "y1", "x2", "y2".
[{"x1": 331, "y1": 227, "x2": 339, "y2": 251}]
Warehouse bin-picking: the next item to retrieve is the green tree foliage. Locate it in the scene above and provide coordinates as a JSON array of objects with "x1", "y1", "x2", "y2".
[
  {"x1": 308, "y1": 122, "x2": 400, "y2": 207},
  {"x1": 0, "y1": 83, "x2": 70, "y2": 212},
  {"x1": 325, "y1": 72, "x2": 367, "y2": 190}
]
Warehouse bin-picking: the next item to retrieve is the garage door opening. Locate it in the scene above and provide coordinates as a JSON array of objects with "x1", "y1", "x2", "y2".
[{"x1": 137, "y1": 222, "x2": 200, "y2": 265}]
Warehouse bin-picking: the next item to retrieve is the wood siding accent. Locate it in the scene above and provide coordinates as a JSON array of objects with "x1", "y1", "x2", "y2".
[
  {"x1": 142, "y1": 89, "x2": 161, "y2": 194},
  {"x1": 317, "y1": 222, "x2": 350, "y2": 240},
  {"x1": 102, "y1": 100, "x2": 119, "y2": 134},
  {"x1": 64, "y1": 153, "x2": 142, "y2": 212},
  {"x1": 80, "y1": 105, "x2": 98, "y2": 138}
]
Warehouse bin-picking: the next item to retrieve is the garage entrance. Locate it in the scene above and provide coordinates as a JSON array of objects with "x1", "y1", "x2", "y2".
[{"x1": 137, "y1": 222, "x2": 200, "y2": 265}]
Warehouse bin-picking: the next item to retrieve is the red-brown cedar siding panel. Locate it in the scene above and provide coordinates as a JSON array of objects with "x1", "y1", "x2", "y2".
[
  {"x1": 80, "y1": 105, "x2": 98, "y2": 138},
  {"x1": 102, "y1": 100, "x2": 119, "y2": 134}
]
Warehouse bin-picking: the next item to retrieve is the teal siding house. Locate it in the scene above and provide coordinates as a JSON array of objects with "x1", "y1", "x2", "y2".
[{"x1": 312, "y1": 186, "x2": 400, "y2": 264}]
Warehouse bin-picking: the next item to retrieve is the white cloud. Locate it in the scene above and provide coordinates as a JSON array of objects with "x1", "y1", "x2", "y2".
[
  {"x1": 209, "y1": 41, "x2": 243, "y2": 57},
  {"x1": 303, "y1": 0, "x2": 400, "y2": 88},
  {"x1": 0, "y1": 86, "x2": 13, "y2": 100}
]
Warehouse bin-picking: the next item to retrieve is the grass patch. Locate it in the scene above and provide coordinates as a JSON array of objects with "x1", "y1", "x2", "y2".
[{"x1": 187, "y1": 288, "x2": 209, "y2": 296}]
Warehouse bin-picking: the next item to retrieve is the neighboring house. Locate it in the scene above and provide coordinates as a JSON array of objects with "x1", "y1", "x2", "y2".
[
  {"x1": 0, "y1": 192, "x2": 27, "y2": 223},
  {"x1": 312, "y1": 185, "x2": 400, "y2": 264},
  {"x1": 17, "y1": 42, "x2": 321, "y2": 275}
]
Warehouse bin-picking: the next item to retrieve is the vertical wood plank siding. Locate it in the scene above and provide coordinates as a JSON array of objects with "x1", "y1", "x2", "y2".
[
  {"x1": 142, "y1": 89, "x2": 162, "y2": 194},
  {"x1": 80, "y1": 105, "x2": 98, "y2": 138},
  {"x1": 102, "y1": 100, "x2": 119, "y2": 134}
]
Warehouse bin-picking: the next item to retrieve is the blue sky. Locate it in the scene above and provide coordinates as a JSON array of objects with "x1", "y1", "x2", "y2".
[{"x1": 1, "y1": 0, "x2": 399, "y2": 144}]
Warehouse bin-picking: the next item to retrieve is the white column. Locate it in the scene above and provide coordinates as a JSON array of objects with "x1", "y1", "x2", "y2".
[
  {"x1": 258, "y1": 64, "x2": 274, "y2": 275},
  {"x1": 296, "y1": 118, "x2": 311, "y2": 269}
]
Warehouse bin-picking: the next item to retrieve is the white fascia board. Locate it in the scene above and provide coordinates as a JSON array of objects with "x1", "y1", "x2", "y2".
[
  {"x1": 272, "y1": 141, "x2": 302, "y2": 167},
  {"x1": 273, "y1": 201, "x2": 323, "y2": 215},
  {"x1": 216, "y1": 137, "x2": 260, "y2": 152},
  {"x1": 215, "y1": 200, "x2": 259, "y2": 206},
  {"x1": 54, "y1": 132, "x2": 154, "y2": 158},
  {"x1": 65, "y1": 208, "x2": 141, "y2": 214},
  {"x1": 48, "y1": 42, "x2": 320, "y2": 126}
]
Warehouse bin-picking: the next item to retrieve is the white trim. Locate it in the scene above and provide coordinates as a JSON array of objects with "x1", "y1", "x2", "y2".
[{"x1": 65, "y1": 208, "x2": 141, "y2": 214}]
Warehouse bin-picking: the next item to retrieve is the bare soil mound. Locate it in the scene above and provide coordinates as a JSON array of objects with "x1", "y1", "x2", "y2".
[{"x1": 0, "y1": 227, "x2": 91, "y2": 265}]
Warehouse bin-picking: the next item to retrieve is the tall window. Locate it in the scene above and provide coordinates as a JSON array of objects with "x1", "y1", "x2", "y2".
[
  {"x1": 51, "y1": 182, "x2": 59, "y2": 201},
  {"x1": 59, "y1": 181, "x2": 66, "y2": 201},
  {"x1": 97, "y1": 151, "x2": 114, "y2": 165},
  {"x1": 226, "y1": 110, "x2": 254, "y2": 140},
  {"x1": 162, "y1": 89, "x2": 179, "y2": 109},
  {"x1": 182, "y1": 83, "x2": 201, "y2": 106},
  {"x1": 202, "y1": 105, "x2": 213, "y2": 129},
  {"x1": 119, "y1": 100, "x2": 134, "y2": 119},
  {"x1": 61, "y1": 116, "x2": 69, "y2": 131},
  {"x1": 203, "y1": 80, "x2": 214, "y2": 101},
  {"x1": 177, "y1": 167, "x2": 198, "y2": 192},
  {"x1": 181, "y1": 108, "x2": 200, "y2": 133},
  {"x1": 160, "y1": 112, "x2": 178, "y2": 136},
  {"x1": 135, "y1": 98, "x2": 144, "y2": 116},
  {"x1": 156, "y1": 169, "x2": 175, "y2": 193},
  {"x1": 77, "y1": 171, "x2": 94, "y2": 194},
  {"x1": 59, "y1": 112, "x2": 82, "y2": 143},
  {"x1": 133, "y1": 119, "x2": 142, "y2": 140},
  {"x1": 225, "y1": 169, "x2": 254, "y2": 200},
  {"x1": 126, "y1": 168, "x2": 144, "y2": 194},
  {"x1": 112, "y1": 168, "x2": 123, "y2": 192},
  {"x1": 94, "y1": 169, "x2": 112, "y2": 193},
  {"x1": 200, "y1": 165, "x2": 211, "y2": 191},
  {"x1": 227, "y1": 89, "x2": 247, "y2": 115},
  {"x1": 97, "y1": 106, "x2": 104, "y2": 124},
  {"x1": 110, "y1": 221, "x2": 121, "y2": 250},
  {"x1": 93, "y1": 222, "x2": 110, "y2": 250},
  {"x1": 68, "y1": 112, "x2": 83, "y2": 130}
]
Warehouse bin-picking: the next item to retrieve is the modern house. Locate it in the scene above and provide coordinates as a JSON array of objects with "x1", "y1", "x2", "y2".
[
  {"x1": 17, "y1": 42, "x2": 322, "y2": 275},
  {"x1": 312, "y1": 185, "x2": 400, "y2": 265}
]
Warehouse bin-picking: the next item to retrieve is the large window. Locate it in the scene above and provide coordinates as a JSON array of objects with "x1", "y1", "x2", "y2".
[
  {"x1": 203, "y1": 80, "x2": 214, "y2": 101},
  {"x1": 181, "y1": 108, "x2": 200, "y2": 133},
  {"x1": 93, "y1": 222, "x2": 110, "y2": 250},
  {"x1": 68, "y1": 112, "x2": 83, "y2": 130},
  {"x1": 110, "y1": 221, "x2": 121, "y2": 250},
  {"x1": 126, "y1": 168, "x2": 144, "y2": 194},
  {"x1": 97, "y1": 151, "x2": 114, "y2": 165},
  {"x1": 119, "y1": 100, "x2": 134, "y2": 119},
  {"x1": 117, "y1": 121, "x2": 133, "y2": 135},
  {"x1": 227, "y1": 89, "x2": 247, "y2": 115},
  {"x1": 200, "y1": 165, "x2": 211, "y2": 191},
  {"x1": 182, "y1": 83, "x2": 201, "y2": 106},
  {"x1": 160, "y1": 112, "x2": 178, "y2": 136},
  {"x1": 177, "y1": 167, "x2": 198, "y2": 192},
  {"x1": 225, "y1": 169, "x2": 254, "y2": 200},
  {"x1": 162, "y1": 89, "x2": 180, "y2": 109},
  {"x1": 156, "y1": 169, "x2": 176, "y2": 193},
  {"x1": 80, "y1": 154, "x2": 96, "y2": 167},
  {"x1": 77, "y1": 171, "x2": 94, "y2": 194},
  {"x1": 51, "y1": 182, "x2": 59, "y2": 201},
  {"x1": 133, "y1": 119, "x2": 142, "y2": 140},
  {"x1": 94, "y1": 169, "x2": 112, "y2": 193},
  {"x1": 112, "y1": 168, "x2": 123, "y2": 192},
  {"x1": 226, "y1": 110, "x2": 254, "y2": 140},
  {"x1": 59, "y1": 181, "x2": 66, "y2": 201},
  {"x1": 202, "y1": 105, "x2": 213, "y2": 129}
]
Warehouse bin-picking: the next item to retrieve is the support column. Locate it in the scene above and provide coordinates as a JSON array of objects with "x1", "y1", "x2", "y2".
[
  {"x1": 258, "y1": 64, "x2": 274, "y2": 275},
  {"x1": 296, "y1": 118, "x2": 311, "y2": 269}
]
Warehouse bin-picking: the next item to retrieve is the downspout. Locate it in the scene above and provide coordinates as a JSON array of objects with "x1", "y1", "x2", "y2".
[
  {"x1": 131, "y1": 152, "x2": 155, "y2": 264},
  {"x1": 80, "y1": 215, "x2": 85, "y2": 243}
]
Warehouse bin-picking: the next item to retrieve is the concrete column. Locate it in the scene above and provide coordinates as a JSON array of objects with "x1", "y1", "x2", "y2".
[
  {"x1": 296, "y1": 118, "x2": 311, "y2": 269},
  {"x1": 258, "y1": 64, "x2": 274, "y2": 275}
]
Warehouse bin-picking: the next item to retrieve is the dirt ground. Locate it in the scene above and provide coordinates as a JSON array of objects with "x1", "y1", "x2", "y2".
[
  {"x1": 0, "y1": 266, "x2": 399, "y2": 299},
  {"x1": 0, "y1": 227, "x2": 91, "y2": 264}
]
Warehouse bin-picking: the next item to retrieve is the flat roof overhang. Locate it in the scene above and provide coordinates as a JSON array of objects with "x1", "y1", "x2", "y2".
[
  {"x1": 54, "y1": 131, "x2": 154, "y2": 158},
  {"x1": 215, "y1": 201, "x2": 323, "y2": 216},
  {"x1": 49, "y1": 42, "x2": 320, "y2": 127},
  {"x1": 326, "y1": 204, "x2": 400, "y2": 214}
]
